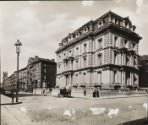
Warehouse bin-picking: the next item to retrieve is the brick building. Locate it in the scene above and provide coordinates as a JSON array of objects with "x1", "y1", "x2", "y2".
[
  {"x1": 26, "y1": 56, "x2": 56, "y2": 91},
  {"x1": 3, "y1": 56, "x2": 56, "y2": 92},
  {"x1": 139, "y1": 55, "x2": 148, "y2": 87}
]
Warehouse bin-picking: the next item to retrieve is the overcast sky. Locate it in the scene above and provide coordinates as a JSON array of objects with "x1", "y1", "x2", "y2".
[{"x1": 0, "y1": 0, "x2": 148, "y2": 75}]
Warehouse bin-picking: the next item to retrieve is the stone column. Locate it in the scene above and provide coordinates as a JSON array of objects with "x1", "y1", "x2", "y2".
[
  {"x1": 130, "y1": 55, "x2": 132, "y2": 66},
  {"x1": 122, "y1": 71, "x2": 126, "y2": 86},
  {"x1": 119, "y1": 71, "x2": 122, "y2": 85},
  {"x1": 69, "y1": 75, "x2": 71, "y2": 86},
  {"x1": 112, "y1": 51, "x2": 115, "y2": 64},
  {"x1": 109, "y1": 70, "x2": 113, "y2": 85},
  {"x1": 136, "y1": 74, "x2": 139, "y2": 87},
  {"x1": 64, "y1": 75, "x2": 67, "y2": 86},
  {"x1": 111, "y1": 70, "x2": 114, "y2": 85},
  {"x1": 124, "y1": 53, "x2": 126, "y2": 65},
  {"x1": 79, "y1": 72, "x2": 81, "y2": 86},
  {"x1": 132, "y1": 73, "x2": 134, "y2": 86}
]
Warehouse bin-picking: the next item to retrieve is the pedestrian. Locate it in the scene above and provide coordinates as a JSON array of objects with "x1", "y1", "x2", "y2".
[
  {"x1": 96, "y1": 88, "x2": 100, "y2": 98},
  {"x1": 49, "y1": 88, "x2": 52, "y2": 94},
  {"x1": 83, "y1": 87, "x2": 86, "y2": 96},
  {"x1": 43, "y1": 89, "x2": 45, "y2": 96},
  {"x1": 59, "y1": 88, "x2": 62, "y2": 97},
  {"x1": 11, "y1": 90, "x2": 14, "y2": 103},
  {"x1": 93, "y1": 87, "x2": 96, "y2": 97}
]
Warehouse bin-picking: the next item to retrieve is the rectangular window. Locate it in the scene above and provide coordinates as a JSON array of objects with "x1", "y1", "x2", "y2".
[
  {"x1": 44, "y1": 75, "x2": 46, "y2": 80},
  {"x1": 83, "y1": 57, "x2": 87, "y2": 67},
  {"x1": 97, "y1": 54, "x2": 102, "y2": 66},
  {"x1": 98, "y1": 38, "x2": 102, "y2": 49},
  {"x1": 44, "y1": 69, "x2": 46, "y2": 73},
  {"x1": 83, "y1": 43, "x2": 87, "y2": 53},
  {"x1": 97, "y1": 72, "x2": 102, "y2": 84},
  {"x1": 76, "y1": 60, "x2": 79, "y2": 69}
]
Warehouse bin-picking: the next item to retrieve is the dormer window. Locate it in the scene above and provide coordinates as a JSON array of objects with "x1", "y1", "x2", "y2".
[
  {"x1": 126, "y1": 23, "x2": 130, "y2": 29},
  {"x1": 115, "y1": 19, "x2": 119, "y2": 25},
  {"x1": 112, "y1": 18, "x2": 115, "y2": 23},
  {"x1": 98, "y1": 21, "x2": 102, "y2": 28},
  {"x1": 73, "y1": 34, "x2": 75, "y2": 38},
  {"x1": 124, "y1": 40, "x2": 127, "y2": 44},
  {"x1": 79, "y1": 31, "x2": 82, "y2": 35},
  {"x1": 131, "y1": 25, "x2": 136, "y2": 32}
]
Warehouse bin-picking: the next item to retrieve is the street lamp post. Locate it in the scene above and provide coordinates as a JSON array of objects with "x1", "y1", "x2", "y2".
[{"x1": 14, "y1": 40, "x2": 22, "y2": 102}]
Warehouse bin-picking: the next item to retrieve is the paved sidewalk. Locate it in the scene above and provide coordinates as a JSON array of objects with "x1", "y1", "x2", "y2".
[
  {"x1": 75, "y1": 93, "x2": 147, "y2": 100},
  {"x1": 1, "y1": 93, "x2": 147, "y2": 105},
  {"x1": 1, "y1": 94, "x2": 22, "y2": 105}
]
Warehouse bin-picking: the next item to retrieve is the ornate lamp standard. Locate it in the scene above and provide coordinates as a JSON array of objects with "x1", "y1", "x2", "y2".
[{"x1": 14, "y1": 40, "x2": 22, "y2": 102}]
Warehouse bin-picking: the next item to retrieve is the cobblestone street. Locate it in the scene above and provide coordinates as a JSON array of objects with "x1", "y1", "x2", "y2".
[{"x1": 1, "y1": 94, "x2": 148, "y2": 125}]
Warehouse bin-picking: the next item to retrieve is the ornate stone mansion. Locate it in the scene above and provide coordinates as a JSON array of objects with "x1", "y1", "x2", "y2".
[{"x1": 56, "y1": 11, "x2": 142, "y2": 89}]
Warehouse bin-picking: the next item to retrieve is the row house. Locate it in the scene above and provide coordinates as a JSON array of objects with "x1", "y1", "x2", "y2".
[
  {"x1": 56, "y1": 11, "x2": 142, "y2": 89},
  {"x1": 26, "y1": 56, "x2": 56, "y2": 91},
  {"x1": 4, "y1": 56, "x2": 56, "y2": 92},
  {"x1": 3, "y1": 72, "x2": 17, "y2": 90}
]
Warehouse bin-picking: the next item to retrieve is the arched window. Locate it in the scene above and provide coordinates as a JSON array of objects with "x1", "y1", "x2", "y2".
[{"x1": 98, "y1": 21, "x2": 102, "y2": 28}]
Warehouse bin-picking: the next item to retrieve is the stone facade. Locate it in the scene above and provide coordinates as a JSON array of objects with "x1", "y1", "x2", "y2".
[{"x1": 56, "y1": 11, "x2": 142, "y2": 89}]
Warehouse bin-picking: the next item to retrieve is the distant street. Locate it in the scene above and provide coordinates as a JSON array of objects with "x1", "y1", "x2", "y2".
[{"x1": 1, "y1": 94, "x2": 148, "y2": 125}]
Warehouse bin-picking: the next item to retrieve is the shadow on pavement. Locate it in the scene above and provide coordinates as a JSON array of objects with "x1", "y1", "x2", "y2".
[{"x1": 119, "y1": 118, "x2": 148, "y2": 125}]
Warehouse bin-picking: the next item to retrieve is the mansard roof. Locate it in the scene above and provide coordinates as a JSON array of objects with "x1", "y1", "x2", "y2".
[
  {"x1": 62, "y1": 20, "x2": 94, "y2": 43},
  {"x1": 95, "y1": 11, "x2": 131, "y2": 23},
  {"x1": 56, "y1": 11, "x2": 141, "y2": 53}
]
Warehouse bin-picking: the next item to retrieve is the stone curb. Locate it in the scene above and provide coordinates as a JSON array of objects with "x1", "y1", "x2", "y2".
[
  {"x1": 72, "y1": 94, "x2": 147, "y2": 100},
  {"x1": 1, "y1": 102, "x2": 22, "y2": 105}
]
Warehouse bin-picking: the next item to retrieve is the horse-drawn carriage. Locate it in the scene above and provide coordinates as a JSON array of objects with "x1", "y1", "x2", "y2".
[{"x1": 59, "y1": 86, "x2": 72, "y2": 97}]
